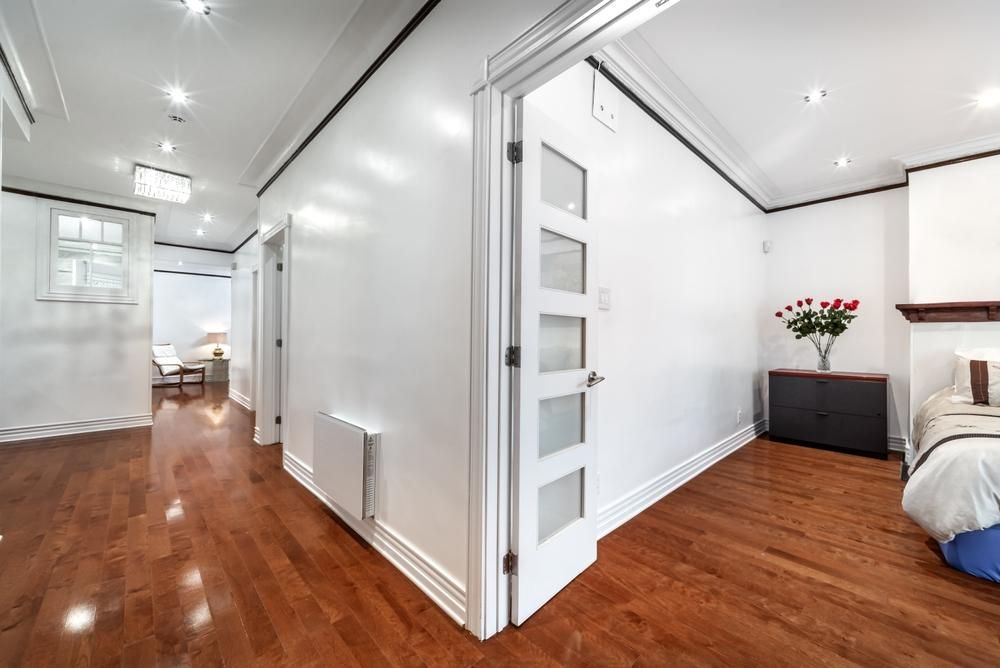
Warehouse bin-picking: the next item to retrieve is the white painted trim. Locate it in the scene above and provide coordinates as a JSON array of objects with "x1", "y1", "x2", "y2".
[
  {"x1": 467, "y1": 0, "x2": 686, "y2": 640},
  {"x1": 228, "y1": 387, "x2": 253, "y2": 411},
  {"x1": 888, "y1": 435, "x2": 908, "y2": 453},
  {"x1": 282, "y1": 450, "x2": 466, "y2": 625},
  {"x1": 253, "y1": 426, "x2": 262, "y2": 446},
  {"x1": 0, "y1": 413, "x2": 153, "y2": 444},
  {"x1": 895, "y1": 133, "x2": 1000, "y2": 170},
  {"x1": 600, "y1": 37, "x2": 778, "y2": 205},
  {"x1": 255, "y1": 213, "x2": 291, "y2": 446},
  {"x1": 597, "y1": 420, "x2": 766, "y2": 538}
]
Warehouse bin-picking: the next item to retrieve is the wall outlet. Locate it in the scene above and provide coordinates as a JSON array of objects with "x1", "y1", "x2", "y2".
[{"x1": 737, "y1": 409, "x2": 743, "y2": 425}]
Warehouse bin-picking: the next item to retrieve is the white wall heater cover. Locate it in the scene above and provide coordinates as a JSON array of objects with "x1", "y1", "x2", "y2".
[{"x1": 313, "y1": 412, "x2": 378, "y2": 521}]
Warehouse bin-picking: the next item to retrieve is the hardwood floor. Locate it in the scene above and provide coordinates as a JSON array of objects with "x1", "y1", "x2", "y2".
[{"x1": 1, "y1": 384, "x2": 998, "y2": 666}]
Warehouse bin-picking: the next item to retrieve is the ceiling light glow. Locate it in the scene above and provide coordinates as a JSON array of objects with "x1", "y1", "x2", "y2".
[
  {"x1": 195, "y1": 229, "x2": 206, "y2": 237},
  {"x1": 202, "y1": 213, "x2": 214, "y2": 223},
  {"x1": 975, "y1": 88, "x2": 1000, "y2": 108},
  {"x1": 134, "y1": 165, "x2": 192, "y2": 203},
  {"x1": 167, "y1": 88, "x2": 189, "y2": 105},
  {"x1": 158, "y1": 141, "x2": 176, "y2": 153},
  {"x1": 833, "y1": 157, "x2": 853, "y2": 168},
  {"x1": 180, "y1": 0, "x2": 211, "y2": 15},
  {"x1": 804, "y1": 89, "x2": 827, "y2": 104}
]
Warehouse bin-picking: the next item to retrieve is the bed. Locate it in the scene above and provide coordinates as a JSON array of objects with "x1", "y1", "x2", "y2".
[{"x1": 902, "y1": 387, "x2": 1000, "y2": 582}]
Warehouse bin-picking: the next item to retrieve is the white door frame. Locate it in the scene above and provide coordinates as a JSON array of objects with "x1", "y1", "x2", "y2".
[
  {"x1": 466, "y1": 0, "x2": 682, "y2": 640},
  {"x1": 256, "y1": 213, "x2": 291, "y2": 446}
]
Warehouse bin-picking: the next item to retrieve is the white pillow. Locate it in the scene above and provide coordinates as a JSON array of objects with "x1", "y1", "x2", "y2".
[{"x1": 953, "y1": 355, "x2": 1000, "y2": 406}]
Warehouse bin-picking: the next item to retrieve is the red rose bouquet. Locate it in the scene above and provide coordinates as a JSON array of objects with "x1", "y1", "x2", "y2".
[{"x1": 774, "y1": 297, "x2": 860, "y2": 371}]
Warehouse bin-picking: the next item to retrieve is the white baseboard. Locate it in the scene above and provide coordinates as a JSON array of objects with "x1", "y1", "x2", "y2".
[
  {"x1": 597, "y1": 420, "x2": 766, "y2": 538},
  {"x1": 282, "y1": 450, "x2": 466, "y2": 626},
  {"x1": 888, "y1": 435, "x2": 908, "y2": 453},
  {"x1": 228, "y1": 387, "x2": 253, "y2": 411},
  {"x1": 253, "y1": 426, "x2": 262, "y2": 445},
  {"x1": 0, "y1": 413, "x2": 153, "y2": 444}
]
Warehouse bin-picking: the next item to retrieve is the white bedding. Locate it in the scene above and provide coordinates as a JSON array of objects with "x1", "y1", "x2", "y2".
[{"x1": 901, "y1": 388, "x2": 1000, "y2": 543}]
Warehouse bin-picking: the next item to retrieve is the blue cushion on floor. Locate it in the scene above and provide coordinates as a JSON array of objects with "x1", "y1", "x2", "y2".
[{"x1": 939, "y1": 525, "x2": 1000, "y2": 583}]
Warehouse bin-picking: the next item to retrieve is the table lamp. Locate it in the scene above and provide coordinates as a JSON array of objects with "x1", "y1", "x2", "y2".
[{"x1": 207, "y1": 332, "x2": 227, "y2": 359}]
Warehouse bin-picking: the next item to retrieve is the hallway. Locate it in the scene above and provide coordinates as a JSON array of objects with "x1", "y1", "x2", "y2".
[{"x1": 0, "y1": 386, "x2": 998, "y2": 666}]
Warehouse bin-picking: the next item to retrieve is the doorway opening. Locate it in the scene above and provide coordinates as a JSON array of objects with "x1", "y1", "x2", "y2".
[{"x1": 257, "y1": 215, "x2": 290, "y2": 446}]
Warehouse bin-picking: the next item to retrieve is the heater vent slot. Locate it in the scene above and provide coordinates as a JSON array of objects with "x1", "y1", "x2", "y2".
[{"x1": 314, "y1": 413, "x2": 379, "y2": 522}]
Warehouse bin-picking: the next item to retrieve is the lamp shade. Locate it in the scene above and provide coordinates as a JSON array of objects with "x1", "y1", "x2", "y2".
[{"x1": 207, "y1": 332, "x2": 227, "y2": 344}]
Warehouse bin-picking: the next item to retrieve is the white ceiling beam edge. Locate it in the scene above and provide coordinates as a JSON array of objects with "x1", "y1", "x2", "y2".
[
  {"x1": 0, "y1": 0, "x2": 68, "y2": 121},
  {"x1": 894, "y1": 133, "x2": 1000, "y2": 170}
]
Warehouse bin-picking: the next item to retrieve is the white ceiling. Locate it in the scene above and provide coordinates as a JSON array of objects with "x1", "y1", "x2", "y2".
[
  {"x1": 1, "y1": 0, "x2": 376, "y2": 250},
  {"x1": 628, "y1": 0, "x2": 1000, "y2": 208}
]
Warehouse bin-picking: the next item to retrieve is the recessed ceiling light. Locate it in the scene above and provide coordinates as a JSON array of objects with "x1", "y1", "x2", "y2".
[
  {"x1": 804, "y1": 89, "x2": 828, "y2": 104},
  {"x1": 833, "y1": 157, "x2": 853, "y2": 168},
  {"x1": 195, "y1": 229, "x2": 206, "y2": 237},
  {"x1": 975, "y1": 88, "x2": 1000, "y2": 108},
  {"x1": 180, "y1": 0, "x2": 211, "y2": 15},
  {"x1": 167, "y1": 114, "x2": 187, "y2": 123},
  {"x1": 202, "y1": 213, "x2": 214, "y2": 223},
  {"x1": 158, "y1": 140, "x2": 176, "y2": 153},
  {"x1": 177, "y1": 261, "x2": 184, "y2": 266},
  {"x1": 166, "y1": 87, "x2": 189, "y2": 105}
]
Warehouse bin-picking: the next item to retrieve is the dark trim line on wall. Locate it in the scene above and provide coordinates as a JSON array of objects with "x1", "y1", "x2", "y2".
[
  {"x1": 154, "y1": 241, "x2": 231, "y2": 254},
  {"x1": 255, "y1": 0, "x2": 441, "y2": 198},
  {"x1": 585, "y1": 56, "x2": 768, "y2": 213},
  {"x1": 1, "y1": 186, "x2": 156, "y2": 217},
  {"x1": 154, "y1": 269, "x2": 231, "y2": 279},
  {"x1": 232, "y1": 230, "x2": 258, "y2": 253},
  {"x1": 766, "y1": 182, "x2": 909, "y2": 214},
  {"x1": 587, "y1": 58, "x2": 1000, "y2": 214},
  {"x1": 0, "y1": 41, "x2": 36, "y2": 125}
]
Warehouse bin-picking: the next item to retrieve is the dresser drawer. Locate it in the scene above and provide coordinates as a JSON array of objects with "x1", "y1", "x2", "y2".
[
  {"x1": 769, "y1": 406, "x2": 887, "y2": 455},
  {"x1": 769, "y1": 376, "x2": 885, "y2": 417}
]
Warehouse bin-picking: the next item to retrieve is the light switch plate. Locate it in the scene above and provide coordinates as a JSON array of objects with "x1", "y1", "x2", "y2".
[
  {"x1": 592, "y1": 71, "x2": 619, "y2": 132},
  {"x1": 599, "y1": 286, "x2": 611, "y2": 311}
]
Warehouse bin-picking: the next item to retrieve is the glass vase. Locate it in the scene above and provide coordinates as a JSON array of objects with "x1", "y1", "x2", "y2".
[{"x1": 816, "y1": 350, "x2": 831, "y2": 372}]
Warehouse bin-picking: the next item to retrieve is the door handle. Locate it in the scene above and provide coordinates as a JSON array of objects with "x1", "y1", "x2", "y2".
[{"x1": 587, "y1": 371, "x2": 606, "y2": 388}]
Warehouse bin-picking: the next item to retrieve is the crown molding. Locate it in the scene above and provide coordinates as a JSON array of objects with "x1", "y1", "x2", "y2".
[
  {"x1": 603, "y1": 35, "x2": 778, "y2": 205},
  {"x1": 895, "y1": 133, "x2": 1000, "y2": 170},
  {"x1": 765, "y1": 171, "x2": 906, "y2": 209}
]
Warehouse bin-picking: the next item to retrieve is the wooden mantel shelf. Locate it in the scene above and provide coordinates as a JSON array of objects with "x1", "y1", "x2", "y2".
[{"x1": 895, "y1": 301, "x2": 1000, "y2": 323}]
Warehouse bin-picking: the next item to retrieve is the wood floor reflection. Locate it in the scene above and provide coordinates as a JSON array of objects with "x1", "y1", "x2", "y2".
[{"x1": 0, "y1": 384, "x2": 998, "y2": 666}]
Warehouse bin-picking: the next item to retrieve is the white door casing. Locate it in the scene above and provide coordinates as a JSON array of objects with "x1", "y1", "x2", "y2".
[
  {"x1": 510, "y1": 98, "x2": 600, "y2": 624},
  {"x1": 256, "y1": 214, "x2": 290, "y2": 446}
]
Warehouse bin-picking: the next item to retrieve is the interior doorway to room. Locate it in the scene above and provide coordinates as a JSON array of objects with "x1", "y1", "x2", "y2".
[{"x1": 257, "y1": 216, "x2": 290, "y2": 445}]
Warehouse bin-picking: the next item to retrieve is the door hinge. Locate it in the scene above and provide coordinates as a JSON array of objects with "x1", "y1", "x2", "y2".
[
  {"x1": 502, "y1": 551, "x2": 518, "y2": 575},
  {"x1": 276, "y1": 338, "x2": 283, "y2": 348},
  {"x1": 277, "y1": 262, "x2": 284, "y2": 272},
  {"x1": 505, "y1": 345, "x2": 521, "y2": 368},
  {"x1": 275, "y1": 415, "x2": 282, "y2": 425},
  {"x1": 507, "y1": 140, "x2": 523, "y2": 164}
]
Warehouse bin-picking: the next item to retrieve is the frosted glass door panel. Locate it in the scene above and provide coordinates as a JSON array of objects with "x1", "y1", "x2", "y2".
[
  {"x1": 541, "y1": 144, "x2": 586, "y2": 219},
  {"x1": 538, "y1": 468, "x2": 584, "y2": 544},
  {"x1": 539, "y1": 314, "x2": 584, "y2": 372},
  {"x1": 540, "y1": 229, "x2": 584, "y2": 293},
  {"x1": 539, "y1": 393, "x2": 584, "y2": 458}
]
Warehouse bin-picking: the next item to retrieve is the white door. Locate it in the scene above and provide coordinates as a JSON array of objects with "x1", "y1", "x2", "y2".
[{"x1": 510, "y1": 98, "x2": 602, "y2": 624}]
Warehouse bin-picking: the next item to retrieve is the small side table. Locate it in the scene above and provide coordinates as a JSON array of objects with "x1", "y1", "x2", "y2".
[{"x1": 199, "y1": 358, "x2": 230, "y2": 383}]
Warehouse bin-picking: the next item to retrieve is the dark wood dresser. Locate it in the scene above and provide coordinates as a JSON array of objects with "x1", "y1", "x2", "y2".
[{"x1": 768, "y1": 369, "x2": 888, "y2": 458}]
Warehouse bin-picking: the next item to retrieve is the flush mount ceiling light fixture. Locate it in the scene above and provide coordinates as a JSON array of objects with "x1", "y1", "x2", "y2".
[
  {"x1": 166, "y1": 87, "x2": 189, "y2": 105},
  {"x1": 804, "y1": 89, "x2": 828, "y2": 104},
  {"x1": 833, "y1": 157, "x2": 853, "y2": 168},
  {"x1": 157, "y1": 140, "x2": 176, "y2": 153},
  {"x1": 975, "y1": 88, "x2": 1000, "y2": 108},
  {"x1": 134, "y1": 164, "x2": 192, "y2": 203},
  {"x1": 180, "y1": 0, "x2": 211, "y2": 15}
]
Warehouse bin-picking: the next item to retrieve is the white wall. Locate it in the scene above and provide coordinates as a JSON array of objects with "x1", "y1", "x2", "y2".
[
  {"x1": 527, "y1": 64, "x2": 768, "y2": 516},
  {"x1": 257, "y1": 0, "x2": 565, "y2": 596},
  {"x1": 153, "y1": 243, "x2": 231, "y2": 277},
  {"x1": 761, "y1": 189, "x2": 910, "y2": 442},
  {"x1": 230, "y1": 235, "x2": 258, "y2": 409},
  {"x1": 907, "y1": 156, "x2": 1000, "y2": 416},
  {"x1": 0, "y1": 191, "x2": 153, "y2": 436}
]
